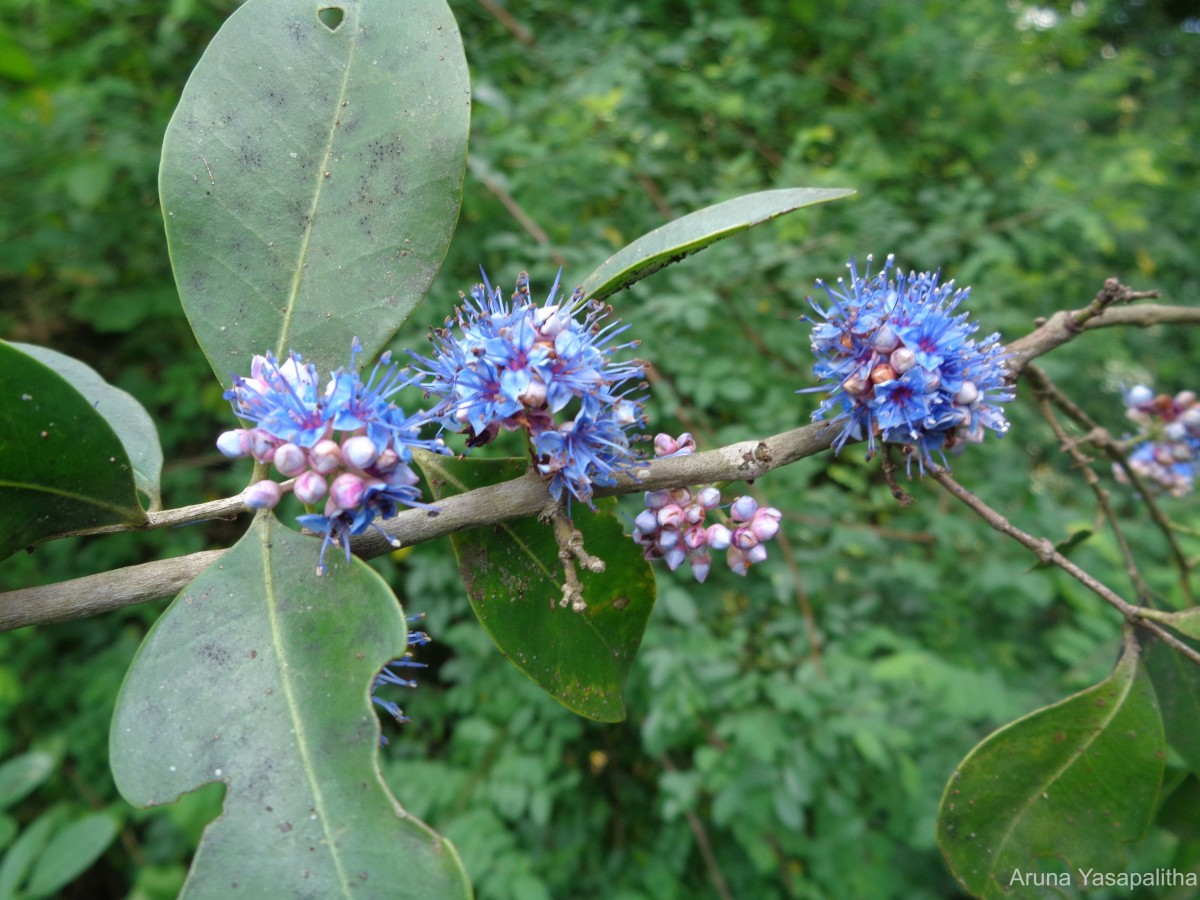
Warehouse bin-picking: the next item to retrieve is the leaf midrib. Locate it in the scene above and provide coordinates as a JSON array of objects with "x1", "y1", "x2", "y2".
[{"x1": 276, "y1": 8, "x2": 360, "y2": 359}]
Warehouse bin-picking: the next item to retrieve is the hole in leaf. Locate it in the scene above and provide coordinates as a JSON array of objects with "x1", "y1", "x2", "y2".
[{"x1": 317, "y1": 6, "x2": 344, "y2": 31}]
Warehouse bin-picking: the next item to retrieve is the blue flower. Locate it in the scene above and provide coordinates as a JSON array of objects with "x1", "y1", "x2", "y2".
[
  {"x1": 414, "y1": 270, "x2": 647, "y2": 506},
  {"x1": 372, "y1": 614, "x2": 431, "y2": 740},
  {"x1": 219, "y1": 339, "x2": 448, "y2": 574},
  {"x1": 803, "y1": 254, "x2": 1012, "y2": 470}
]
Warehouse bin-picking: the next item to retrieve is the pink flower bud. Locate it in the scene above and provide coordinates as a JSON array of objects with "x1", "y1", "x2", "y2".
[
  {"x1": 733, "y1": 528, "x2": 758, "y2": 551},
  {"x1": 330, "y1": 472, "x2": 366, "y2": 510},
  {"x1": 668, "y1": 487, "x2": 693, "y2": 506},
  {"x1": 690, "y1": 552, "x2": 712, "y2": 583},
  {"x1": 294, "y1": 471, "x2": 328, "y2": 505},
  {"x1": 310, "y1": 439, "x2": 342, "y2": 474},
  {"x1": 746, "y1": 544, "x2": 769, "y2": 564},
  {"x1": 683, "y1": 524, "x2": 707, "y2": 550},
  {"x1": 244, "y1": 480, "x2": 283, "y2": 510},
  {"x1": 273, "y1": 442, "x2": 308, "y2": 477},
  {"x1": 696, "y1": 486, "x2": 721, "y2": 509},
  {"x1": 634, "y1": 509, "x2": 659, "y2": 533},
  {"x1": 871, "y1": 325, "x2": 900, "y2": 354},
  {"x1": 1176, "y1": 391, "x2": 1197, "y2": 408},
  {"x1": 654, "y1": 433, "x2": 679, "y2": 456},
  {"x1": 727, "y1": 546, "x2": 749, "y2": 576},
  {"x1": 249, "y1": 430, "x2": 277, "y2": 463},
  {"x1": 684, "y1": 503, "x2": 706, "y2": 525},
  {"x1": 656, "y1": 529, "x2": 679, "y2": 551},
  {"x1": 373, "y1": 447, "x2": 400, "y2": 473},
  {"x1": 890, "y1": 346, "x2": 916, "y2": 374},
  {"x1": 520, "y1": 377, "x2": 547, "y2": 408},
  {"x1": 955, "y1": 380, "x2": 979, "y2": 406},
  {"x1": 217, "y1": 429, "x2": 250, "y2": 458},
  {"x1": 342, "y1": 435, "x2": 380, "y2": 469},
  {"x1": 729, "y1": 496, "x2": 758, "y2": 522},
  {"x1": 644, "y1": 490, "x2": 671, "y2": 509},
  {"x1": 750, "y1": 513, "x2": 780, "y2": 542},
  {"x1": 664, "y1": 547, "x2": 687, "y2": 571},
  {"x1": 706, "y1": 523, "x2": 732, "y2": 550},
  {"x1": 657, "y1": 504, "x2": 685, "y2": 529}
]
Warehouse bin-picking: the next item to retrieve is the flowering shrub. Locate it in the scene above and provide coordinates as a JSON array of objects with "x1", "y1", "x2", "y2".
[{"x1": 805, "y1": 254, "x2": 1012, "y2": 470}]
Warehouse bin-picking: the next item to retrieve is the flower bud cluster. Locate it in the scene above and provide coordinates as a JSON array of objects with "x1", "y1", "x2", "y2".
[
  {"x1": 217, "y1": 339, "x2": 448, "y2": 573},
  {"x1": 804, "y1": 254, "x2": 1012, "y2": 471},
  {"x1": 1115, "y1": 385, "x2": 1200, "y2": 497},
  {"x1": 413, "y1": 271, "x2": 647, "y2": 506},
  {"x1": 630, "y1": 434, "x2": 782, "y2": 581}
]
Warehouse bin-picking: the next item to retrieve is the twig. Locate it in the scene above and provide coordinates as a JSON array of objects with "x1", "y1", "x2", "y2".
[
  {"x1": 0, "y1": 421, "x2": 838, "y2": 631},
  {"x1": 1028, "y1": 370, "x2": 1154, "y2": 604},
  {"x1": 1025, "y1": 365, "x2": 1194, "y2": 603},
  {"x1": 932, "y1": 469, "x2": 1200, "y2": 669}
]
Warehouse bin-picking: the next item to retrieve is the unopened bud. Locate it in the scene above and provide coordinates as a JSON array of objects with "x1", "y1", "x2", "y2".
[
  {"x1": 890, "y1": 347, "x2": 916, "y2": 374},
  {"x1": 871, "y1": 325, "x2": 900, "y2": 354},
  {"x1": 342, "y1": 435, "x2": 380, "y2": 469},
  {"x1": 330, "y1": 472, "x2": 366, "y2": 510},
  {"x1": 654, "y1": 433, "x2": 680, "y2": 456},
  {"x1": 733, "y1": 528, "x2": 759, "y2": 551},
  {"x1": 683, "y1": 524, "x2": 707, "y2": 550},
  {"x1": 729, "y1": 496, "x2": 758, "y2": 522},
  {"x1": 664, "y1": 547, "x2": 687, "y2": 571},
  {"x1": 217, "y1": 430, "x2": 249, "y2": 458},
  {"x1": 870, "y1": 363, "x2": 896, "y2": 385},
  {"x1": 842, "y1": 374, "x2": 869, "y2": 396},
  {"x1": 657, "y1": 504, "x2": 685, "y2": 529},
  {"x1": 273, "y1": 442, "x2": 308, "y2": 477},
  {"x1": 1176, "y1": 391, "x2": 1197, "y2": 408},
  {"x1": 635, "y1": 509, "x2": 659, "y2": 533},
  {"x1": 1165, "y1": 422, "x2": 1187, "y2": 442},
  {"x1": 1127, "y1": 384, "x2": 1154, "y2": 406},
  {"x1": 706, "y1": 523, "x2": 732, "y2": 550},
  {"x1": 696, "y1": 486, "x2": 721, "y2": 509},
  {"x1": 644, "y1": 490, "x2": 671, "y2": 509},
  {"x1": 311, "y1": 439, "x2": 342, "y2": 474},
  {"x1": 955, "y1": 380, "x2": 979, "y2": 406},
  {"x1": 690, "y1": 552, "x2": 712, "y2": 583},
  {"x1": 294, "y1": 471, "x2": 328, "y2": 505},
  {"x1": 245, "y1": 480, "x2": 284, "y2": 510},
  {"x1": 750, "y1": 513, "x2": 780, "y2": 542},
  {"x1": 374, "y1": 447, "x2": 400, "y2": 473}
]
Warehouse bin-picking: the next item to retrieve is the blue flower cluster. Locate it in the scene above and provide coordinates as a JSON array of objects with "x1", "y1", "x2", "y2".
[
  {"x1": 804, "y1": 255, "x2": 1012, "y2": 470},
  {"x1": 217, "y1": 340, "x2": 448, "y2": 573},
  {"x1": 371, "y1": 613, "x2": 430, "y2": 742},
  {"x1": 414, "y1": 271, "x2": 646, "y2": 506},
  {"x1": 1115, "y1": 385, "x2": 1200, "y2": 496}
]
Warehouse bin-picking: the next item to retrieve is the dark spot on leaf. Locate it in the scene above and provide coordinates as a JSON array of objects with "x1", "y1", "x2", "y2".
[
  {"x1": 1052, "y1": 731, "x2": 1065, "y2": 742},
  {"x1": 613, "y1": 596, "x2": 629, "y2": 610},
  {"x1": 279, "y1": 821, "x2": 293, "y2": 833}
]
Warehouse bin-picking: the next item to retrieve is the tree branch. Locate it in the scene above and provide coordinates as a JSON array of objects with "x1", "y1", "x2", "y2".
[{"x1": 0, "y1": 422, "x2": 838, "y2": 631}]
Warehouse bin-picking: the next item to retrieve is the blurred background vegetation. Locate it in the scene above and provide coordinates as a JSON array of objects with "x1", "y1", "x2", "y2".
[{"x1": 2, "y1": 0, "x2": 1199, "y2": 896}]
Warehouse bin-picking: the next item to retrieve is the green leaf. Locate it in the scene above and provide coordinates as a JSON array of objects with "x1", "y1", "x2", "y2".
[
  {"x1": 0, "y1": 752, "x2": 56, "y2": 811},
  {"x1": 0, "y1": 341, "x2": 145, "y2": 561},
  {"x1": 419, "y1": 455, "x2": 656, "y2": 722},
  {"x1": 579, "y1": 187, "x2": 855, "y2": 303},
  {"x1": 161, "y1": 0, "x2": 470, "y2": 386},
  {"x1": 110, "y1": 516, "x2": 470, "y2": 899},
  {"x1": 1141, "y1": 628, "x2": 1200, "y2": 777},
  {"x1": 0, "y1": 806, "x2": 67, "y2": 899},
  {"x1": 24, "y1": 812, "x2": 120, "y2": 899},
  {"x1": 937, "y1": 632, "x2": 1164, "y2": 898},
  {"x1": 12, "y1": 343, "x2": 163, "y2": 511}
]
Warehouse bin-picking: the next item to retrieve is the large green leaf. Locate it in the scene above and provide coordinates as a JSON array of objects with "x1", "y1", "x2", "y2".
[
  {"x1": 419, "y1": 455, "x2": 656, "y2": 722},
  {"x1": 110, "y1": 515, "x2": 469, "y2": 899},
  {"x1": 579, "y1": 187, "x2": 855, "y2": 303},
  {"x1": 0, "y1": 341, "x2": 145, "y2": 561},
  {"x1": 938, "y1": 632, "x2": 1163, "y2": 897},
  {"x1": 1141, "y1": 628, "x2": 1200, "y2": 777},
  {"x1": 12, "y1": 342, "x2": 163, "y2": 511},
  {"x1": 161, "y1": 0, "x2": 470, "y2": 386}
]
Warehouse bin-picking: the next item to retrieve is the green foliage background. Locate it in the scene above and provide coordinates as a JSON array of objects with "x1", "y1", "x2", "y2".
[{"x1": 1, "y1": 0, "x2": 1198, "y2": 896}]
